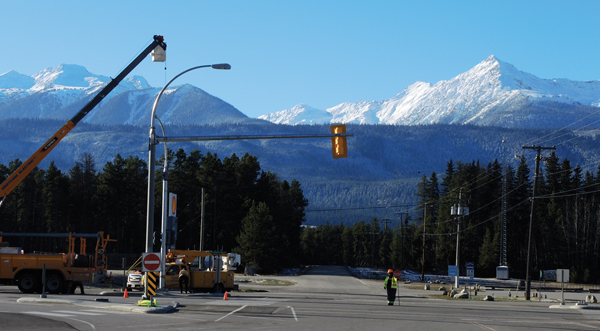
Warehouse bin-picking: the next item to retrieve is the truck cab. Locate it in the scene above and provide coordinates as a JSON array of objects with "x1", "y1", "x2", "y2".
[{"x1": 164, "y1": 264, "x2": 185, "y2": 288}]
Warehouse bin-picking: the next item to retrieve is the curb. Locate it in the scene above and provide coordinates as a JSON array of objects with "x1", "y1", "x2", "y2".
[
  {"x1": 16, "y1": 297, "x2": 179, "y2": 314},
  {"x1": 549, "y1": 303, "x2": 600, "y2": 310}
]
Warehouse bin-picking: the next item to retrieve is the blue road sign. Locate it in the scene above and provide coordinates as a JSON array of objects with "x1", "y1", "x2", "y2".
[{"x1": 448, "y1": 265, "x2": 458, "y2": 277}]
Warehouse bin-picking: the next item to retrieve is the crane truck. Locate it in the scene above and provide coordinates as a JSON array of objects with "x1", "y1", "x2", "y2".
[
  {"x1": 166, "y1": 249, "x2": 237, "y2": 293},
  {"x1": 0, "y1": 35, "x2": 167, "y2": 206},
  {"x1": 0, "y1": 36, "x2": 166, "y2": 293},
  {"x1": 127, "y1": 249, "x2": 239, "y2": 293},
  {"x1": 0, "y1": 232, "x2": 115, "y2": 294}
]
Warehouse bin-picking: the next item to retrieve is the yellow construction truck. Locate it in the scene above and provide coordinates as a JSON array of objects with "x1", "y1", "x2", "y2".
[
  {"x1": 163, "y1": 249, "x2": 238, "y2": 293},
  {"x1": 0, "y1": 232, "x2": 115, "y2": 294}
]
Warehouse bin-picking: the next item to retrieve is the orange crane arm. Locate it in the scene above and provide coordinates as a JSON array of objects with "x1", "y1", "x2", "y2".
[{"x1": 0, "y1": 35, "x2": 166, "y2": 203}]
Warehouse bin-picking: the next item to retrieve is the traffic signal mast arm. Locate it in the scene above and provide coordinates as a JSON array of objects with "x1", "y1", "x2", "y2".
[
  {"x1": 156, "y1": 124, "x2": 352, "y2": 159},
  {"x1": 157, "y1": 133, "x2": 353, "y2": 142},
  {"x1": 0, "y1": 36, "x2": 167, "y2": 202}
]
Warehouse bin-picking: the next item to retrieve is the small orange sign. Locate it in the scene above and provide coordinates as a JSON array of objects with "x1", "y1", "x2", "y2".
[{"x1": 168, "y1": 193, "x2": 177, "y2": 217}]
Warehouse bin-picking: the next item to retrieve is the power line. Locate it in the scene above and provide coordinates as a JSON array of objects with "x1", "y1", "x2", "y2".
[{"x1": 305, "y1": 205, "x2": 420, "y2": 212}]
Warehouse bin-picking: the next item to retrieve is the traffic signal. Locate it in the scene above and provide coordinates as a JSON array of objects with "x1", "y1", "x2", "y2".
[{"x1": 331, "y1": 124, "x2": 348, "y2": 159}]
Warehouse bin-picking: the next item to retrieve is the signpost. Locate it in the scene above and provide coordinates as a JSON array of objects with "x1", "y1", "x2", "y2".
[
  {"x1": 557, "y1": 269, "x2": 569, "y2": 305},
  {"x1": 466, "y1": 262, "x2": 474, "y2": 280},
  {"x1": 142, "y1": 252, "x2": 161, "y2": 300}
]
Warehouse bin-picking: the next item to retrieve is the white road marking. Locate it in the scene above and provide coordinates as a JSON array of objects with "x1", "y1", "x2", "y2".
[
  {"x1": 65, "y1": 317, "x2": 96, "y2": 331},
  {"x1": 53, "y1": 310, "x2": 105, "y2": 316},
  {"x1": 215, "y1": 305, "x2": 247, "y2": 322},
  {"x1": 81, "y1": 309, "x2": 130, "y2": 315},
  {"x1": 24, "y1": 311, "x2": 74, "y2": 317},
  {"x1": 288, "y1": 306, "x2": 298, "y2": 322}
]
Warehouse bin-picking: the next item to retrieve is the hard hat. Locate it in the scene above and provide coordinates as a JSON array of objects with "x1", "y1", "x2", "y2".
[{"x1": 388, "y1": 269, "x2": 393, "y2": 273}]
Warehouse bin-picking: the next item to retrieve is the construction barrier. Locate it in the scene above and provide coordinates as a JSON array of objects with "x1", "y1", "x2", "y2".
[{"x1": 147, "y1": 271, "x2": 158, "y2": 296}]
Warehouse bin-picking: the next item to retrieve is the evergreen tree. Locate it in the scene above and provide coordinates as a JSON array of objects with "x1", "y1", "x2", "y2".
[
  {"x1": 478, "y1": 227, "x2": 499, "y2": 276},
  {"x1": 68, "y1": 152, "x2": 97, "y2": 234},
  {"x1": 236, "y1": 202, "x2": 279, "y2": 274},
  {"x1": 42, "y1": 161, "x2": 69, "y2": 235},
  {"x1": 341, "y1": 225, "x2": 354, "y2": 266}
]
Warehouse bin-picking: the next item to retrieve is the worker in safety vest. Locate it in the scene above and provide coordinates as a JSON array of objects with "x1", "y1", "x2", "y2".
[
  {"x1": 179, "y1": 267, "x2": 189, "y2": 293},
  {"x1": 383, "y1": 269, "x2": 398, "y2": 305}
]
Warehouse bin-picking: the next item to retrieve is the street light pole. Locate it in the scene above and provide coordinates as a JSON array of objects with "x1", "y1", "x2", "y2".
[
  {"x1": 144, "y1": 63, "x2": 230, "y2": 299},
  {"x1": 156, "y1": 117, "x2": 169, "y2": 290}
]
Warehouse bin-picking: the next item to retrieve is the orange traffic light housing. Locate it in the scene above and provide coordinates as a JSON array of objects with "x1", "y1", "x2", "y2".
[{"x1": 331, "y1": 124, "x2": 348, "y2": 159}]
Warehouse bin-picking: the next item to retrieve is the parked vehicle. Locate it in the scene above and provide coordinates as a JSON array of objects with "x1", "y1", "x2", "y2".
[
  {"x1": 0, "y1": 232, "x2": 114, "y2": 294},
  {"x1": 126, "y1": 270, "x2": 144, "y2": 291},
  {"x1": 165, "y1": 249, "x2": 238, "y2": 293}
]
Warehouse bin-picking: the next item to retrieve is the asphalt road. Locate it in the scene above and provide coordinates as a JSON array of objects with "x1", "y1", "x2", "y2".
[{"x1": 0, "y1": 265, "x2": 599, "y2": 330}]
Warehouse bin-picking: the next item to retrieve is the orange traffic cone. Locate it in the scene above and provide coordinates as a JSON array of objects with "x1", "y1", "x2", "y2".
[
  {"x1": 223, "y1": 291, "x2": 228, "y2": 300},
  {"x1": 123, "y1": 288, "x2": 128, "y2": 298}
]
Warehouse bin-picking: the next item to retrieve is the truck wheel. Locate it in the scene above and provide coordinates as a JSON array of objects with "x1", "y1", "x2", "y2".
[
  {"x1": 17, "y1": 272, "x2": 40, "y2": 294},
  {"x1": 46, "y1": 273, "x2": 65, "y2": 294}
]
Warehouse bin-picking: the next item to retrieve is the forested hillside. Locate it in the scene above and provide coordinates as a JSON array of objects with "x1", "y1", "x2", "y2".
[
  {"x1": 0, "y1": 119, "x2": 599, "y2": 226},
  {"x1": 301, "y1": 153, "x2": 600, "y2": 283}
]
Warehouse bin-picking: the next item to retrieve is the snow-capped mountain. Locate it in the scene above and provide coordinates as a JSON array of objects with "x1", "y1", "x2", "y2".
[
  {"x1": 260, "y1": 56, "x2": 600, "y2": 128},
  {"x1": 0, "y1": 64, "x2": 252, "y2": 126}
]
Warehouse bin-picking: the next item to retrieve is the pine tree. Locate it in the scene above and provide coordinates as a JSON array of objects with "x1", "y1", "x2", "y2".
[{"x1": 236, "y1": 201, "x2": 279, "y2": 274}]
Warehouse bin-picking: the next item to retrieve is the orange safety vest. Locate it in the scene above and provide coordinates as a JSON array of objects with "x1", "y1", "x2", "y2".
[
  {"x1": 384, "y1": 276, "x2": 397, "y2": 289},
  {"x1": 179, "y1": 268, "x2": 188, "y2": 278}
]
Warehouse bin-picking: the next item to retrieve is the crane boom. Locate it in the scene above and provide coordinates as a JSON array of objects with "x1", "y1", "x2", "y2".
[{"x1": 0, "y1": 35, "x2": 167, "y2": 203}]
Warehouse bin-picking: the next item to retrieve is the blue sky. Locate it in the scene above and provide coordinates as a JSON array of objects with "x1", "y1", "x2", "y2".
[{"x1": 2, "y1": 1, "x2": 599, "y2": 118}]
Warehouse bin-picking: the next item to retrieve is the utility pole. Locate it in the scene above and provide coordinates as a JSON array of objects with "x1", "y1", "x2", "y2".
[
  {"x1": 395, "y1": 212, "x2": 408, "y2": 270},
  {"x1": 451, "y1": 189, "x2": 468, "y2": 289},
  {"x1": 455, "y1": 189, "x2": 462, "y2": 289},
  {"x1": 522, "y1": 145, "x2": 555, "y2": 300},
  {"x1": 421, "y1": 204, "x2": 427, "y2": 282},
  {"x1": 381, "y1": 219, "x2": 392, "y2": 231},
  {"x1": 501, "y1": 137, "x2": 508, "y2": 267},
  {"x1": 200, "y1": 187, "x2": 205, "y2": 252}
]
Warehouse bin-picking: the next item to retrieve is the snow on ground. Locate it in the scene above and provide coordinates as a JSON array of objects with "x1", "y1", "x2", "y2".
[{"x1": 349, "y1": 267, "x2": 524, "y2": 288}]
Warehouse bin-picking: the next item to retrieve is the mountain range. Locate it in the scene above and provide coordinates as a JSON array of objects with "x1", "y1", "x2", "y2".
[
  {"x1": 1, "y1": 57, "x2": 600, "y2": 225},
  {"x1": 0, "y1": 64, "x2": 256, "y2": 126},
  {"x1": 259, "y1": 55, "x2": 600, "y2": 129}
]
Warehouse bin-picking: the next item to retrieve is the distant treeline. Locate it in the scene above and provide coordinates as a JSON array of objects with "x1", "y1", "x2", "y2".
[
  {"x1": 2, "y1": 148, "x2": 600, "y2": 281},
  {"x1": 302, "y1": 152, "x2": 600, "y2": 283}
]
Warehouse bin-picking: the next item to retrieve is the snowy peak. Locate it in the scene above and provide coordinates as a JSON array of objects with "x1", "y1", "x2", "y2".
[
  {"x1": 126, "y1": 75, "x2": 150, "y2": 90},
  {"x1": 0, "y1": 65, "x2": 150, "y2": 93},
  {"x1": 0, "y1": 64, "x2": 250, "y2": 126},
  {"x1": 260, "y1": 55, "x2": 600, "y2": 128},
  {"x1": 259, "y1": 104, "x2": 331, "y2": 124},
  {"x1": 31, "y1": 64, "x2": 109, "y2": 90}
]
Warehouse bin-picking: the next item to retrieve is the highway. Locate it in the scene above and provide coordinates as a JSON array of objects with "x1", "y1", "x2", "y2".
[{"x1": 0, "y1": 265, "x2": 598, "y2": 330}]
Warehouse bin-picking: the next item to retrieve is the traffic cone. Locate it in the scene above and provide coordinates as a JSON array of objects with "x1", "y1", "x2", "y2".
[
  {"x1": 223, "y1": 291, "x2": 228, "y2": 300},
  {"x1": 123, "y1": 288, "x2": 128, "y2": 298}
]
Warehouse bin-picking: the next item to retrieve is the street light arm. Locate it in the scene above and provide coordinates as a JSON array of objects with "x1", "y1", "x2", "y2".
[{"x1": 149, "y1": 63, "x2": 231, "y2": 135}]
